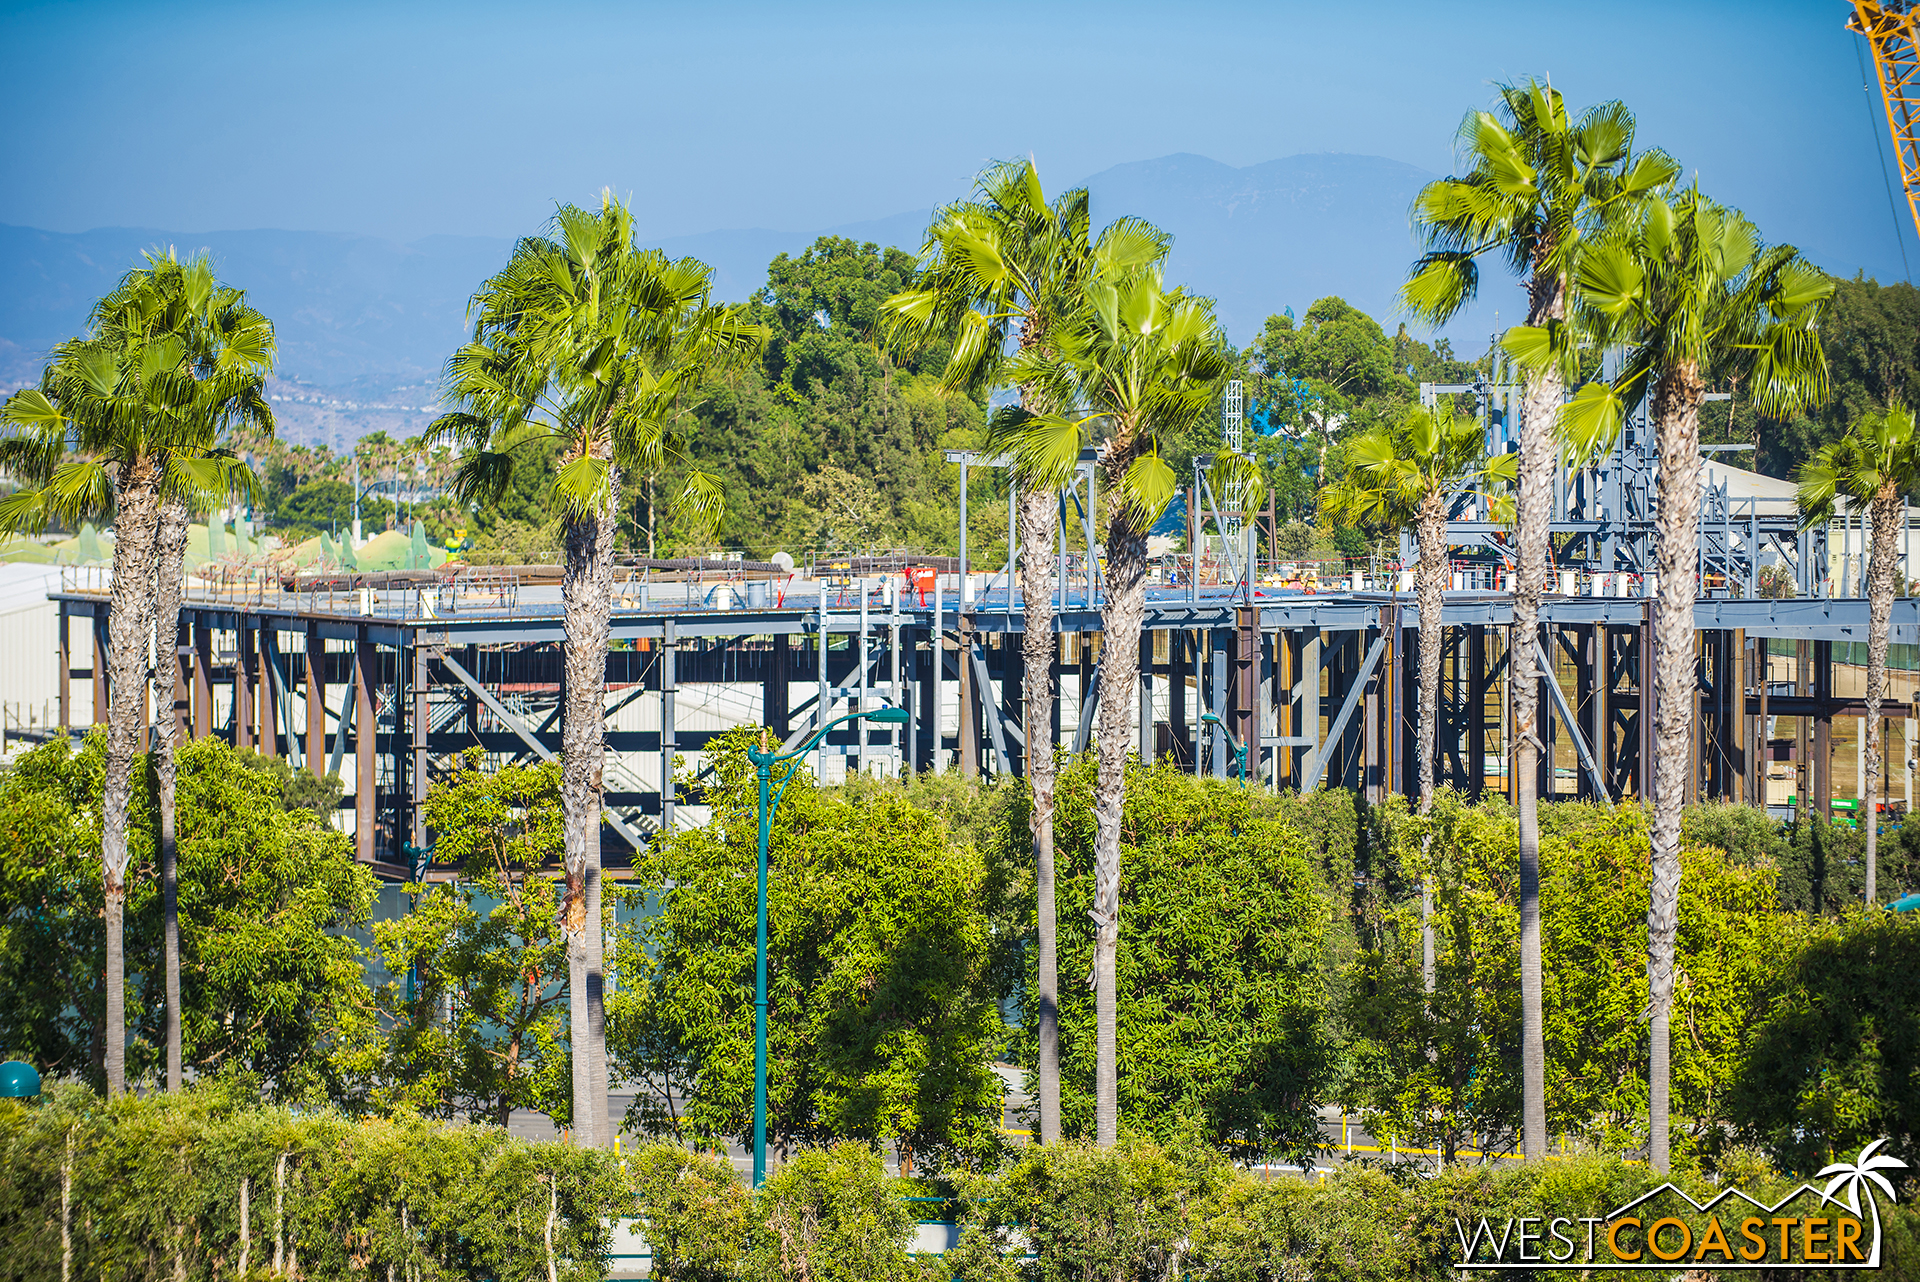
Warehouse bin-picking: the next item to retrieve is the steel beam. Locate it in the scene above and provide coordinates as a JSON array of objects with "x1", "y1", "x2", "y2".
[
  {"x1": 1534, "y1": 640, "x2": 1610, "y2": 804},
  {"x1": 1302, "y1": 636, "x2": 1385, "y2": 793},
  {"x1": 437, "y1": 649, "x2": 649, "y2": 851}
]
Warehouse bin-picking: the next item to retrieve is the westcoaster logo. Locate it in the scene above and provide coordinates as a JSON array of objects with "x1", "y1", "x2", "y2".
[{"x1": 1454, "y1": 1140, "x2": 1907, "y2": 1270}]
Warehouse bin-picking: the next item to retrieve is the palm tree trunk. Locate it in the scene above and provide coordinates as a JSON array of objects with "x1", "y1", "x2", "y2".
[
  {"x1": 1018, "y1": 485, "x2": 1062, "y2": 1144},
  {"x1": 1416, "y1": 492, "x2": 1446, "y2": 998},
  {"x1": 1415, "y1": 492, "x2": 1446, "y2": 813},
  {"x1": 1866, "y1": 484, "x2": 1899, "y2": 905},
  {"x1": 103, "y1": 464, "x2": 162, "y2": 1096},
  {"x1": 1648, "y1": 361, "x2": 1704, "y2": 1176},
  {"x1": 561, "y1": 467, "x2": 619, "y2": 1148},
  {"x1": 1512, "y1": 276, "x2": 1563, "y2": 1164},
  {"x1": 153, "y1": 500, "x2": 189, "y2": 1092},
  {"x1": 1092, "y1": 489, "x2": 1149, "y2": 1149}
]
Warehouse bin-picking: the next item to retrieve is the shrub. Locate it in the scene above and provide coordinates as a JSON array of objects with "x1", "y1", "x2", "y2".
[
  {"x1": 615, "y1": 730, "x2": 1004, "y2": 1171},
  {"x1": 0, "y1": 1080, "x2": 624, "y2": 1282},
  {"x1": 630, "y1": 1144, "x2": 752, "y2": 1282},
  {"x1": 750, "y1": 1143, "x2": 920, "y2": 1282},
  {"x1": 954, "y1": 1134, "x2": 1232, "y2": 1282},
  {"x1": 1732, "y1": 910, "x2": 1920, "y2": 1177}
]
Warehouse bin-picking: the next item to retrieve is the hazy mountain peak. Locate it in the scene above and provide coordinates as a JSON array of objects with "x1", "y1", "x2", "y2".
[{"x1": 1, "y1": 151, "x2": 1520, "y2": 442}]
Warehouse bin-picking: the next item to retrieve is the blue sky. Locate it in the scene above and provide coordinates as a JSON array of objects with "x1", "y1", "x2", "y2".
[{"x1": 0, "y1": 0, "x2": 1910, "y2": 284}]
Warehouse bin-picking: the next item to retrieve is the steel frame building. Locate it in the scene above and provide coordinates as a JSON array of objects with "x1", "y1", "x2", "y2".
[{"x1": 51, "y1": 565, "x2": 1920, "y2": 880}]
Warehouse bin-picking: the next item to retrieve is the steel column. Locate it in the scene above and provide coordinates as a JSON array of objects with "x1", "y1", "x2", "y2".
[
  {"x1": 355, "y1": 629, "x2": 376, "y2": 864},
  {"x1": 1815, "y1": 638, "x2": 1833, "y2": 819},
  {"x1": 663, "y1": 619, "x2": 677, "y2": 832},
  {"x1": 412, "y1": 638, "x2": 429, "y2": 850},
  {"x1": 234, "y1": 622, "x2": 254, "y2": 749},
  {"x1": 91, "y1": 616, "x2": 108, "y2": 729},
  {"x1": 257, "y1": 624, "x2": 278, "y2": 759},
  {"x1": 57, "y1": 606, "x2": 69, "y2": 730},
  {"x1": 1231, "y1": 606, "x2": 1257, "y2": 778},
  {"x1": 1138, "y1": 633, "x2": 1154, "y2": 764},
  {"x1": 193, "y1": 621, "x2": 213, "y2": 740},
  {"x1": 958, "y1": 613, "x2": 977, "y2": 778},
  {"x1": 306, "y1": 624, "x2": 326, "y2": 776}
]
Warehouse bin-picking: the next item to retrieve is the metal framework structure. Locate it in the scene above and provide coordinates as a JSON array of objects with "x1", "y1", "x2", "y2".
[
  {"x1": 49, "y1": 563, "x2": 1920, "y2": 881},
  {"x1": 41, "y1": 370, "x2": 1920, "y2": 877},
  {"x1": 1404, "y1": 378, "x2": 1830, "y2": 597}
]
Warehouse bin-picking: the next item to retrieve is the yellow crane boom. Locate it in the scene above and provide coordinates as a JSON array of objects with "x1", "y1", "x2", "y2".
[{"x1": 1852, "y1": 1, "x2": 1920, "y2": 244}]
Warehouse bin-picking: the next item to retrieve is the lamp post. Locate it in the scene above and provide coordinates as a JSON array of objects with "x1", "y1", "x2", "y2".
[
  {"x1": 1200, "y1": 711, "x2": 1249, "y2": 782},
  {"x1": 745, "y1": 705, "x2": 908, "y2": 1187},
  {"x1": 0, "y1": 1060, "x2": 40, "y2": 1098}
]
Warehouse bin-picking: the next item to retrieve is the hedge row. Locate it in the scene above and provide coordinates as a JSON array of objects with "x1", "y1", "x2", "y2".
[
  {"x1": 7, "y1": 1083, "x2": 1918, "y2": 1282},
  {"x1": 0, "y1": 1084, "x2": 623, "y2": 1282}
]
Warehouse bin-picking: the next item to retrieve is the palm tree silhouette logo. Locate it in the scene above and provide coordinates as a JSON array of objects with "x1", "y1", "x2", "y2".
[{"x1": 1818, "y1": 1139, "x2": 1908, "y2": 1267}]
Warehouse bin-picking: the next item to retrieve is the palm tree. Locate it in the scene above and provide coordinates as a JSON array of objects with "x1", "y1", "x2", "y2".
[
  {"x1": 1323, "y1": 402, "x2": 1513, "y2": 999},
  {"x1": 1797, "y1": 405, "x2": 1915, "y2": 906},
  {"x1": 882, "y1": 159, "x2": 1166, "y2": 1145},
  {"x1": 1570, "y1": 187, "x2": 1831, "y2": 1173},
  {"x1": 1322, "y1": 401, "x2": 1515, "y2": 816},
  {"x1": 1403, "y1": 80, "x2": 1675, "y2": 1162},
  {"x1": 1002, "y1": 262, "x2": 1241, "y2": 1146},
  {"x1": 0, "y1": 339, "x2": 179, "y2": 1091},
  {"x1": 0, "y1": 255, "x2": 268, "y2": 1094},
  {"x1": 434, "y1": 194, "x2": 764, "y2": 1147},
  {"x1": 93, "y1": 253, "x2": 275, "y2": 1093}
]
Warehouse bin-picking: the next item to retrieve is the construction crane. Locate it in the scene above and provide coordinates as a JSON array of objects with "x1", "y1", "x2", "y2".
[{"x1": 1850, "y1": 1, "x2": 1920, "y2": 244}]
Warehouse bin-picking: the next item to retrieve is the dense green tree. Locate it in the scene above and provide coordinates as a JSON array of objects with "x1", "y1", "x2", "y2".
[
  {"x1": 1732, "y1": 911, "x2": 1920, "y2": 1176},
  {"x1": 1679, "y1": 798, "x2": 1918, "y2": 915},
  {"x1": 1346, "y1": 794, "x2": 1787, "y2": 1168},
  {"x1": 663, "y1": 358, "x2": 996, "y2": 558},
  {"x1": 335, "y1": 755, "x2": 609, "y2": 1128},
  {"x1": 640, "y1": 235, "x2": 999, "y2": 560},
  {"x1": 610, "y1": 729, "x2": 1004, "y2": 1172},
  {"x1": 757, "y1": 237, "x2": 940, "y2": 395},
  {"x1": 1252, "y1": 298, "x2": 1403, "y2": 436},
  {"x1": 0, "y1": 734, "x2": 375, "y2": 1098},
  {"x1": 1009, "y1": 757, "x2": 1335, "y2": 1157},
  {"x1": 273, "y1": 478, "x2": 392, "y2": 536}
]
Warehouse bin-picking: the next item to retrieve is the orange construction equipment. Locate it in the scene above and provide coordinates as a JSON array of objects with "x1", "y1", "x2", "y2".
[
  {"x1": 906, "y1": 565, "x2": 937, "y2": 606},
  {"x1": 1851, "y1": 1, "x2": 1920, "y2": 244}
]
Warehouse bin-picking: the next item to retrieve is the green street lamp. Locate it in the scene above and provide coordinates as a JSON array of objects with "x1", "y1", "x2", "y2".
[
  {"x1": 745, "y1": 704, "x2": 908, "y2": 1187},
  {"x1": 1200, "y1": 712, "x2": 1250, "y2": 782}
]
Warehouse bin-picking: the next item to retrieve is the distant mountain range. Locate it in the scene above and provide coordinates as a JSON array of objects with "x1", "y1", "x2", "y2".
[{"x1": 0, "y1": 152, "x2": 1522, "y2": 447}]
